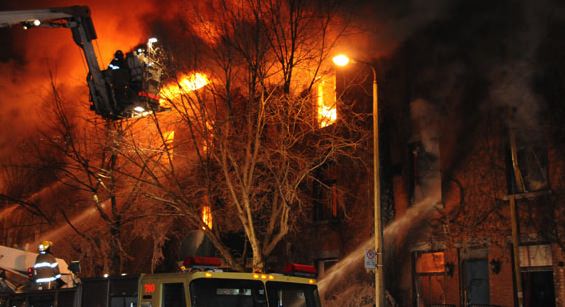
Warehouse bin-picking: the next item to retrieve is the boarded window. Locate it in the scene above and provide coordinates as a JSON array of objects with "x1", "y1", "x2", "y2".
[{"x1": 520, "y1": 244, "x2": 553, "y2": 267}]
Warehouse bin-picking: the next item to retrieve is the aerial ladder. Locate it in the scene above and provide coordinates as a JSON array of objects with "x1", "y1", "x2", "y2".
[{"x1": 0, "y1": 6, "x2": 164, "y2": 119}]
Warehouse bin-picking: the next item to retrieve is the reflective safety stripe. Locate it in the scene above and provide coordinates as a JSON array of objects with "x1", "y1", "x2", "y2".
[
  {"x1": 109, "y1": 64, "x2": 120, "y2": 70},
  {"x1": 35, "y1": 274, "x2": 61, "y2": 283},
  {"x1": 33, "y1": 261, "x2": 58, "y2": 268}
]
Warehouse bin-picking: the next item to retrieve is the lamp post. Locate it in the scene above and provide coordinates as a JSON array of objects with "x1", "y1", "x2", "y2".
[{"x1": 333, "y1": 54, "x2": 384, "y2": 307}]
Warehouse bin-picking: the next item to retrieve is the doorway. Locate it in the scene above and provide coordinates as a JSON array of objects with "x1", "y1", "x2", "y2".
[
  {"x1": 462, "y1": 259, "x2": 489, "y2": 306},
  {"x1": 522, "y1": 269, "x2": 555, "y2": 307}
]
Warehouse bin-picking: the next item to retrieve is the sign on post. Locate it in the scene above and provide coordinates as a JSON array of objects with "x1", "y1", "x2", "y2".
[{"x1": 364, "y1": 249, "x2": 376, "y2": 270}]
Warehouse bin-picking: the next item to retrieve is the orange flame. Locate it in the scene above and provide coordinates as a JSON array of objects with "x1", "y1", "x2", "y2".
[
  {"x1": 202, "y1": 205, "x2": 213, "y2": 230},
  {"x1": 159, "y1": 72, "x2": 209, "y2": 105},
  {"x1": 317, "y1": 77, "x2": 337, "y2": 128}
]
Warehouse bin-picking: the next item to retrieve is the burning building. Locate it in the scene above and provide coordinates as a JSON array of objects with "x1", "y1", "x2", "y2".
[
  {"x1": 300, "y1": 1, "x2": 565, "y2": 307},
  {"x1": 0, "y1": 1, "x2": 564, "y2": 306}
]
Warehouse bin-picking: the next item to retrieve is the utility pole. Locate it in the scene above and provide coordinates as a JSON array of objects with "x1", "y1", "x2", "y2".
[
  {"x1": 332, "y1": 54, "x2": 384, "y2": 306},
  {"x1": 371, "y1": 65, "x2": 385, "y2": 307},
  {"x1": 508, "y1": 127, "x2": 525, "y2": 307},
  {"x1": 508, "y1": 195, "x2": 523, "y2": 307},
  {"x1": 506, "y1": 126, "x2": 551, "y2": 307}
]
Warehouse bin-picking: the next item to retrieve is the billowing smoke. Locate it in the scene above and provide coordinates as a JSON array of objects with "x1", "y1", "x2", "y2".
[
  {"x1": 0, "y1": 0, "x2": 157, "y2": 161},
  {"x1": 1, "y1": 0, "x2": 564, "y2": 293},
  {"x1": 323, "y1": 0, "x2": 565, "y2": 304},
  {"x1": 335, "y1": 0, "x2": 451, "y2": 59},
  {"x1": 488, "y1": 0, "x2": 551, "y2": 134}
]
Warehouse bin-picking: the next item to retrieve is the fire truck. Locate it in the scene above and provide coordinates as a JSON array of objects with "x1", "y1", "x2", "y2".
[
  {"x1": 0, "y1": 6, "x2": 164, "y2": 119},
  {"x1": 137, "y1": 257, "x2": 321, "y2": 307},
  {"x1": 0, "y1": 246, "x2": 321, "y2": 307}
]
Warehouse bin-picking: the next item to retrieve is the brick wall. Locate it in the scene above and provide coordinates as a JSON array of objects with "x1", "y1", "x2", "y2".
[
  {"x1": 552, "y1": 244, "x2": 565, "y2": 307},
  {"x1": 489, "y1": 245, "x2": 516, "y2": 307},
  {"x1": 444, "y1": 249, "x2": 460, "y2": 305}
]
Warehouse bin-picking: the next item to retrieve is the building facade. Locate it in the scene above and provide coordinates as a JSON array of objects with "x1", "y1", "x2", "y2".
[{"x1": 300, "y1": 58, "x2": 565, "y2": 307}]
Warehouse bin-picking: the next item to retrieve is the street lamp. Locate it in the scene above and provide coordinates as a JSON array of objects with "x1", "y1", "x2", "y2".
[{"x1": 332, "y1": 54, "x2": 384, "y2": 307}]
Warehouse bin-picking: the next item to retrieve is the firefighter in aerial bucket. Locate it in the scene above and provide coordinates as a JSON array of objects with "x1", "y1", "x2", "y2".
[
  {"x1": 108, "y1": 49, "x2": 131, "y2": 108},
  {"x1": 33, "y1": 240, "x2": 62, "y2": 290},
  {"x1": 108, "y1": 50, "x2": 125, "y2": 70}
]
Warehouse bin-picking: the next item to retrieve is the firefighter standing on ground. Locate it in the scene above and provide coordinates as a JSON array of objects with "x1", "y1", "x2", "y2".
[{"x1": 32, "y1": 241, "x2": 61, "y2": 290}]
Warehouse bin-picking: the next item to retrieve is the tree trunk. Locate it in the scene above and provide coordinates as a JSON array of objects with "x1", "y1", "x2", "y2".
[
  {"x1": 251, "y1": 242, "x2": 264, "y2": 272},
  {"x1": 109, "y1": 224, "x2": 121, "y2": 275}
]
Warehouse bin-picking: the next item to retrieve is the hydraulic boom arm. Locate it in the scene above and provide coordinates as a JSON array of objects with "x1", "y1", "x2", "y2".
[{"x1": 0, "y1": 6, "x2": 115, "y2": 117}]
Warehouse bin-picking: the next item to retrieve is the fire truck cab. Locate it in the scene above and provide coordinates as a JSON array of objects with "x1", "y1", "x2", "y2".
[{"x1": 138, "y1": 258, "x2": 322, "y2": 307}]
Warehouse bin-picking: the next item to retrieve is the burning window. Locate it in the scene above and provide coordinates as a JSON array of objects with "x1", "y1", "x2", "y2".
[
  {"x1": 202, "y1": 205, "x2": 213, "y2": 230},
  {"x1": 316, "y1": 75, "x2": 337, "y2": 128},
  {"x1": 415, "y1": 251, "x2": 446, "y2": 274},
  {"x1": 413, "y1": 251, "x2": 448, "y2": 305}
]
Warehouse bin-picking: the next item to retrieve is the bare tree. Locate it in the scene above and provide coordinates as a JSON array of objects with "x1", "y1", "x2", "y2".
[
  {"x1": 138, "y1": 0, "x2": 362, "y2": 272},
  {"x1": 0, "y1": 156, "x2": 54, "y2": 247},
  {"x1": 32, "y1": 81, "x2": 174, "y2": 276}
]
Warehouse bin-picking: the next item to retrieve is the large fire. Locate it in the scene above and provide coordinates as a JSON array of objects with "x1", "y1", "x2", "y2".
[{"x1": 159, "y1": 72, "x2": 210, "y2": 105}]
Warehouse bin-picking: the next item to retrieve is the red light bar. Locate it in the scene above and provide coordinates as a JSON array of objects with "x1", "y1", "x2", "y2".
[
  {"x1": 138, "y1": 91, "x2": 159, "y2": 101},
  {"x1": 183, "y1": 256, "x2": 222, "y2": 267},
  {"x1": 143, "y1": 283, "x2": 156, "y2": 294},
  {"x1": 283, "y1": 263, "x2": 317, "y2": 277}
]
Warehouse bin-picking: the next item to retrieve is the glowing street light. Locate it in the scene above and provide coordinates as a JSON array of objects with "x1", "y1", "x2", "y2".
[
  {"x1": 332, "y1": 54, "x2": 351, "y2": 67},
  {"x1": 333, "y1": 54, "x2": 384, "y2": 307}
]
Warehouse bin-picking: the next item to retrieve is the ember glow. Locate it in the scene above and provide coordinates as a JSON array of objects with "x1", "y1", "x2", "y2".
[
  {"x1": 191, "y1": 21, "x2": 222, "y2": 45},
  {"x1": 162, "y1": 130, "x2": 175, "y2": 162},
  {"x1": 159, "y1": 72, "x2": 210, "y2": 104},
  {"x1": 316, "y1": 76, "x2": 337, "y2": 128}
]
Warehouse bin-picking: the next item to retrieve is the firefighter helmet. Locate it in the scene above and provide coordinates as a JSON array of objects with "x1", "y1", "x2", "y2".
[
  {"x1": 114, "y1": 50, "x2": 124, "y2": 60},
  {"x1": 38, "y1": 241, "x2": 53, "y2": 253}
]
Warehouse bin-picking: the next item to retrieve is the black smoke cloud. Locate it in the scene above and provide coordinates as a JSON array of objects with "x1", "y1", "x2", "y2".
[
  {"x1": 369, "y1": 0, "x2": 564, "y2": 178},
  {"x1": 1, "y1": 0, "x2": 563, "y2": 187}
]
